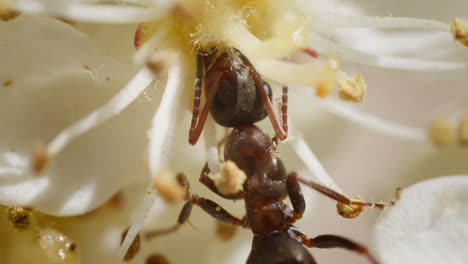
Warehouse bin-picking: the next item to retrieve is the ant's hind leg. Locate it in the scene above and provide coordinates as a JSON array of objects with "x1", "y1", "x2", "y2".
[
  {"x1": 146, "y1": 195, "x2": 244, "y2": 240},
  {"x1": 302, "y1": 234, "x2": 379, "y2": 264},
  {"x1": 286, "y1": 173, "x2": 305, "y2": 221},
  {"x1": 288, "y1": 172, "x2": 401, "y2": 218}
]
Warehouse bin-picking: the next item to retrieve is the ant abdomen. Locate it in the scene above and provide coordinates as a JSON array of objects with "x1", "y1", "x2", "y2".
[{"x1": 247, "y1": 231, "x2": 316, "y2": 264}]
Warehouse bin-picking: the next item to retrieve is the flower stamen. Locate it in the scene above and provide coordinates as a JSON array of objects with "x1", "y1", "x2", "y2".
[{"x1": 451, "y1": 18, "x2": 468, "y2": 47}]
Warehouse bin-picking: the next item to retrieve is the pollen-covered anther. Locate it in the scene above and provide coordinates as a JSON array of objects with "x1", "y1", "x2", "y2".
[
  {"x1": 338, "y1": 75, "x2": 367, "y2": 103},
  {"x1": 146, "y1": 253, "x2": 171, "y2": 264},
  {"x1": 215, "y1": 220, "x2": 237, "y2": 241},
  {"x1": 121, "y1": 228, "x2": 141, "y2": 262},
  {"x1": 32, "y1": 142, "x2": 50, "y2": 174},
  {"x1": 0, "y1": 0, "x2": 19, "y2": 21},
  {"x1": 457, "y1": 115, "x2": 468, "y2": 146},
  {"x1": 214, "y1": 160, "x2": 247, "y2": 195},
  {"x1": 337, "y1": 196, "x2": 365, "y2": 219},
  {"x1": 451, "y1": 18, "x2": 468, "y2": 47},
  {"x1": 6, "y1": 207, "x2": 32, "y2": 231},
  {"x1": 429, "y1": 119, "x2": 456, "y2": 146},
  {"x1": 151, "y1": 167, "x2": 186, "y2": 203}
]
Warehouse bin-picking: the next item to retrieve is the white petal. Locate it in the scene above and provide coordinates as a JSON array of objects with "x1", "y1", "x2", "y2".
[
  {"x1": 374, "y1": 175, "x2": 468, "y2": 264},
  {"x1": 0, "y1": 16, "x2": 158, "y2": 215},
  {"x1": 14, "y1": 0, "x2": 172, "y2": 24}
]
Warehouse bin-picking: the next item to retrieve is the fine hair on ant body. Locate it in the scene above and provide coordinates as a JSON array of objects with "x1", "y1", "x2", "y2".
[{"x1": 147, "y1": 46, "x2": 400, "y2": 263}]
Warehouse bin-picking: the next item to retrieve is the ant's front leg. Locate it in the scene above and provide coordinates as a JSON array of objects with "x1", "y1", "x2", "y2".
[
  {"x1": 288, "y1": 172, "x2": 401, "y2": 218},
  {"x1": 145, "y1": 195, "x2": 245, "y2": 240},
  {"x1": 188, "y1": 53, "x2": 227, "y2": 145},
  {"x1": 241, "y1": 56, "x2": 288, "y2": 141},
  {"x1": 199, "y1": 163, "x2": 244, "y2": 200}
]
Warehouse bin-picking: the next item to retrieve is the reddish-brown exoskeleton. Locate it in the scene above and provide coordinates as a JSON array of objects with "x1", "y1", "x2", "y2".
[
  {"x1": 188, "y1": 46, "x2": 288, "y2": 145},
  {"x1": 148, "y1": 124, "x2": 400, "y2": 263},
  {"x1": 147, "y1": 46, "x2": 399, "y2": 263}
]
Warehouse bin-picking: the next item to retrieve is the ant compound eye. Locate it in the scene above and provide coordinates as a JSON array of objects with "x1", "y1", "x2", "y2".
[{"x1": 263, "y1": 82, "x2": 273, "y2": 101}]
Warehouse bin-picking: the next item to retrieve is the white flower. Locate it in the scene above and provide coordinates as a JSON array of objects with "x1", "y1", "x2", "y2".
[{"x1": 0, "y1": 0, "x2": 467, "y2": 263}]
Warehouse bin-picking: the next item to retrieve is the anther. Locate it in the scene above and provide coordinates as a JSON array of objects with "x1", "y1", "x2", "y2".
[
  {"x1": 213, "y1": 160, "x2": 247, "y2": 195},
  {"x1": 6, "y1": 207, "x2": 32, "y2": 231},
  {"x1": 338, "y1": 75, "x2": 366, "y2": 103},
  {"x1": 146, "y1": 253, "x2": 171, "y2": 264},
  {"x1": 429, "y1": 119, "x2": 456, "y2": 146},
  {"x1": 337, "y1": 196, "x2": 365, "y2": 219},
  {"x1": 151, "y1": 168, "x2": 187, "y2": 203},
  {"x1": 121, "y1": 227, "x2": 141, "y2": 262},
  {"x1": 215, "y1": 221, "x2": 237, "y2": 241},
  {"x1": 457, "y1": 115, "x2": 468, "y2": 146},
  {"x1": 32, "y1": 142, "x2": 50, "y2": 174},
  {"x1": 451, "y1": 18, "x2": 468, "y2": 47}
]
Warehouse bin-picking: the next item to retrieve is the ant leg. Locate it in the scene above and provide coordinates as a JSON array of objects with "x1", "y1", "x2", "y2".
[
  {"x1": 288, "y1": 173, "x2": 400, "y2": 215},
  {"x1": 188, "y1": 71, "x2": 225, "y2": 145},
  {"x1": 280, "y1": 85, "x2": 289, "y2": 135},
  {"x1": 302, "y1": 234, "x2": 379, "y2": 264},
  {"x1": 286, "y1": 174, "x2": 305, "y2": 221},
  {"x1": 241, "y1": 57, "x2": 288, "y2": 141},
  {"x1": 146, "y1": 194, "x2": 244, "y2": 240},
  {"x1": 199, "y1": 163, "x2": 244, "y2": 200}
]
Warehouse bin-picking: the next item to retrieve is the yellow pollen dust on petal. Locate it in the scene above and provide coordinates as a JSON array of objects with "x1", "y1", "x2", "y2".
[
  {"x1": 338, "y1": 75, "x2": 367, "y2": 103},
  {"x1": 451, "y1": 18, "x2": 468, "y2": 47}
]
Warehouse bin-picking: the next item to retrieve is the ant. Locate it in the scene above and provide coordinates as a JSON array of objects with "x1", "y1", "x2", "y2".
[
  {"x1": 188, "y1": 46, "x2": 288, "y2": 145},
  {"x1": 147, "y1": 124, "x2": 400, "y2": 263},
  {"x1": 143, "y1": 45, "x2": 399, "y2": 263}
]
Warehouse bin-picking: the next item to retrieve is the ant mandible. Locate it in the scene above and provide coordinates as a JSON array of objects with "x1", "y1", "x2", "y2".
[
  {"x1": 147, "y1": 124, "x2": 400, "y2": 264},
  {"x1": 188, "y1": 46, "x2": 288, "y2": 145}
]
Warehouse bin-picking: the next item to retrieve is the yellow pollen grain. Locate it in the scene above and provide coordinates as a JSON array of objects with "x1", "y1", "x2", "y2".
[
  {"x1": 0, "y1": 0, "x2": 20, "y2": 21},
  {"x1": 6, "y1": 207, "x2": 32, "y2": 231},
  {"x1": 451, "y1": 18, "x2": 468, "y2": 47},
  {"x1": 3, "y1": 80, "x2": 13, "y2": 87},
  {"x1": 151, "y1": 167, "x2": 186, "y2": 203},
  {"x1": 215, "y1": 221, "x2": 237, "y2": 241},
  {"x1": 214, "y1": 160, "x2": 247, "y2": 195},
  {"x1": 457, "y1": 115, "x2": 468, "y2": 145},
  {"x1": 429, "y1": 118, "x2": 456, "y2": 147},
  {"x1": 336, "y1": 196, "x2": 364, "y2": 219},
  {"x1": 338, "y1": 75, "x2": 367, "y2": 103},
  {"x1": 32, "y1": 142, "x2": 49, "y2": 174}
]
